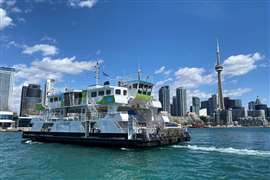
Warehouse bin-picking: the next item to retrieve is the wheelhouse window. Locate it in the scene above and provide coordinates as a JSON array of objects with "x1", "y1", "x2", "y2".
[
  {"x1": 91, "y1": 92, "x2": 97, "y2": 97},
  {"x1": 106, "y1": 89, "x2": 111, "y2": 95},
  {"x1": 115, "y1": 89, "x2": 121, "y2": 95},
  {"x1": 50, "y1": 98, "x2": 53, "y2": 102},
  {"x1": 133, "y1": 83, "x2": 138, "y2": 88},
  {"x1": 98, "y1": 91, "x2": 104, "y2": 96},
  {"x1": 123, "y1": 90, "x2": 127, "y2": 95}
]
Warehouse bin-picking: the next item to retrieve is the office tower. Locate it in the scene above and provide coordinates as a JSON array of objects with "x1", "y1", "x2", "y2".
[
  {"x1": 266, "y1": 107, "x2": 270, "y2": 118},
  {"x1": 0, "y1": 67, "x2": 15, "y2": 111},
  {"x1": 208, "y1": 94, "x2": 218, "y2": 116},
  {"x1": 215, "y1": 40, "x2": 225, "y2": 110},
  {"x1": 158, "y1": 86, "x2": 170, "y2": 113},
  {"x1": 192, "y1": 97, "x2": 200, "y2": 115},
  {"x1": 176, "y1": 87, "x2": 187, "y2": 116},
  {"x1": 231, "y1": 107, "x2": 245, "y2": 121},
  {"x1": 224, "y1": 97, "x2": 242, "y2": 109},
  {"x1": 254, "y1": 96, "x2": 267, "y2": 112},
  {"x1": 248, "y1": 101, "x2": 255, "y2": 110},
  {"x1": 20, "y1": 84, "x2": 42, "y2": 116},
  {"x1": 171, "y1": 96, "x2": 177, "y2": 116}
]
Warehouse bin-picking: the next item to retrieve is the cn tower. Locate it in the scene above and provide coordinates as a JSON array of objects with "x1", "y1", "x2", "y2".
[{"x1": 215, "y1": 40, "x2": 225, "y2": 110}]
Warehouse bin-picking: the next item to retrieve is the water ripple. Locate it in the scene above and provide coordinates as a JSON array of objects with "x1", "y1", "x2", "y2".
[{"x1": 172, "y1": 145, "x2": 270, "y2": 157}]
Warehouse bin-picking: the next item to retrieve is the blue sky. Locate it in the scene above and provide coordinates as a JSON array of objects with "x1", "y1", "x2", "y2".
[{"x1": 0, "y1": 0, "x2": 269, "y2": 111}]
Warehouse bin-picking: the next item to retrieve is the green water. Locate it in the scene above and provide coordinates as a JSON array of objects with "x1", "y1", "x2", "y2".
[{"x1": 1, "y1": 128, "x2": 270, "y2": 180}]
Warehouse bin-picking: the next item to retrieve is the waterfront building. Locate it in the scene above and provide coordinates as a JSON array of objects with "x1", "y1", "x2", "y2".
[
  {"x1": 171, "y1": 96, "x2": 177, "y2": 116},
  {"x1": 20, "y1": 84, "x2": 42, "y2": 116},
  {"x1": 158, "y1": 86, "x2": 170, "y2": 113},
  {"x1": 192, "y1": 97, "x2": 200, "y2": 115},
  {"x1": 238, "y1": 116, "x2": 268, "y2": 127},
  {"x1": 248, "y1": 101, "x2": 255, "y2": 110},
  {"x1": 199, "y1": 108, "x2": 207, "y2": 117},
  {"x1": 43, "y1": 78, "x2": 55, "y2": 107},
  {"x1": 224, "y1": 97, "x2": 242, "y2": 109},
  {"x1": 0, "y1": 111, "x2": 15, "y2": 129},
  {"x1": 231, "y1": 107, "x2": 245, "y2": 121},
  {"x1": 0, "y1": 67, "x2": 15, "y2": 111},
  {"x1": 248, "y1": 110, "x2": 265, "y2": 118},
  {"x1": 208, "y1": 94, "x2": 218, "y2": 116},
  {"x1": 254, "y1": 97, "x2": 267, "y2": 113},
  {"x1": 267, "y1": 107, "x2": 270, "y2": 117},
  {"x1": 227, "y1": 109, "x2": 233, "y2": 125},
  {"x1": 176, "y1": 87, "x2": 187, "y2": 116},
  {"x1": 200, "y1": 100, "x2": 209, "y2": 115}
]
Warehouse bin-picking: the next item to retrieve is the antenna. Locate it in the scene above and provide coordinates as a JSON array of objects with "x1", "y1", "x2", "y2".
[
  {"x1": 137, "y1": 64, "x2": 142, "y2": 81},
  {"x1": 95, "y1": 61, "x2": 100, "y2": 85},
  {"x1": 216, "y1": 38, "x2": 221, "y2": 65}
]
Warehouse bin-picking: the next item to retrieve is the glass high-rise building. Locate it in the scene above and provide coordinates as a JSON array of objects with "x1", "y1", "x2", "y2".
[
  {"x1": 208, "y1": 94, "x2": 218, "y2": 116},
  {"x1": 171, "y1": 96, "x2": 177, "y2": 116},
  {"x1": 176, "y1": 87, "x2": 187, "y2": 117},
  {"x1": 192, "y1": 97, "x2": 200, "y2": 115},
  {"x1": 158, "y1": 86, "x2": 170, "y2": 113},
  {"x1": 20, "y1": 84, "x2": 42, "y2": 116},
  {"x1": 0, "y1": 67, "x2": 15, "y2": 111}
]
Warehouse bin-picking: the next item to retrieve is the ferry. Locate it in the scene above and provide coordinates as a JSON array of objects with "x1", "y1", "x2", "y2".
[{"x1": 22, "y1": 63, "x2": 190, "y2": 147}]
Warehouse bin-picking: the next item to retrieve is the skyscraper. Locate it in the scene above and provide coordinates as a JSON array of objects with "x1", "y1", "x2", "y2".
[
  {"x1": 158, "y1": 86, "x2": 170, "y2": 113},
  {"x1": 208, "y1": 94, "x2": 218, "y2": 116},
  {"x1": 20, "y1": 84, "x2": 42, "y2": 116},
  {"x1": 248, "y1": 101, "x2": 255, "y2": 110},
  {"x1": 224, "y1": 97, "x2": 242, "y2": 109},
  {"x1": 192, "y1": 97, "x2": 200, "y2": 115},
  {"x1": 0, "y1": 67, "x2": 15, "y2": 111},
  {"x1": 176, "y1": 87, "x2": 187, "y2": 116},
  {"x1": 215, "y1": 40, "x2": 225, "y2": 110},
  {"x1": 171, "y1": 96, "x2": 177, "y2": 116}
]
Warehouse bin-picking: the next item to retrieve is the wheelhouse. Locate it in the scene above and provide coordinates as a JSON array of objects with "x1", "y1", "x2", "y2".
[
  {"x1": 126, "y1": 80, "x2": 153, "y2": 97},
  {"x1": 87, "y1": 85, "x2": 129, "y2": 105}
]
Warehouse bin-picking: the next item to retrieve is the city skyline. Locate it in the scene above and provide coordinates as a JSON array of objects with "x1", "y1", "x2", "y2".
[{"x1": 0, "y1": 0, "x2": 269, "y2": 112}]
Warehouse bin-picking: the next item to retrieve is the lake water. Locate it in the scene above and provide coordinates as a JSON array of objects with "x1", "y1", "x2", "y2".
[{"x1": 1, "y1": 128, "x2": 270, "y2": 180}]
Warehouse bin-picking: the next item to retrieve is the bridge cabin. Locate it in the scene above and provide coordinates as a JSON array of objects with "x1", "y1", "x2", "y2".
[{"x1": 87, "y1": 85, "x2": 129, "y2": 106}]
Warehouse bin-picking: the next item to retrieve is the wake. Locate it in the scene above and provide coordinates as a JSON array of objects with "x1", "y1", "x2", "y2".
[
  {"x1": 172, "y1": 145, "x2": 270, "y2": 157},
  {"x1": 22, "y1": 140, "x2": 43, "y2": 145}
]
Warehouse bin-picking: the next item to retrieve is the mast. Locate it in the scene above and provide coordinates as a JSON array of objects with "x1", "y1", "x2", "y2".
[
  {"x1": 95, "y1": 61, "x2": 100, "y2": 85},
  {"x1": 137, "y1": 65, "x2": 142, "y2": 81}
]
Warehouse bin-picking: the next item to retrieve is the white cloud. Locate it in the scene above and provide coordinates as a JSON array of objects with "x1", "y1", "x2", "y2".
[
  {"x1": 155, "y1": 66, "x2": 165, "y2": 74},
  {"x1": 174, "y1": 67, "x2": 214, "y2": 88},
  {"x1": 22, "y1": 44, "x2": 58, "y2": 56},
  {"x1": 154, "y1": 66, "x2": 171, "y2": 76},
  {"x1": 186, "y1": 89, "x2": 213, "y2": 107},
  {"x1": 14, "y1": 57, "x2": 99, "y2": 83},
  {"x1": 0, "y1": 0, "x2": 4, "y2": 5},
  {"x1": 0, "y1": 8, "x2": 13, "y2": 30},
  {"x1": 69, "y1": 0, "x2": 98, "y2": 8},
  {"x1": 11, "y1": 6, "x2": 21, "y2": 13},
  {"x1": 223, "y1": 88, "x2": 252, "y2": 98},
  {"x1": 6, "y1": 0, "x2": 16, "y2": 7},
  {"x1": 79, "y1": 0, "x2": 97, "y2": 8},
  {"x1": 41, "y1": 36, "x2": 57, "y2": 44},
  {"x1": 11, "y1": 57, "x2": 100, "y2": 112},
  {"x1": 155, "y1": 78, "x2": 173, "y2": 87},
  {"x1": 223, "y1": 52, "x2": 264, "y2": 77}
]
